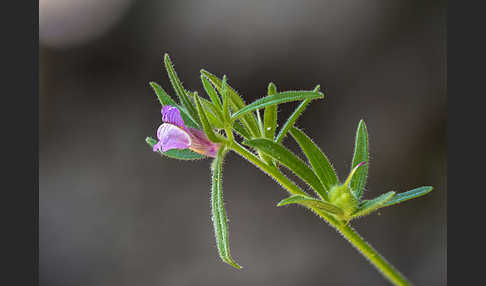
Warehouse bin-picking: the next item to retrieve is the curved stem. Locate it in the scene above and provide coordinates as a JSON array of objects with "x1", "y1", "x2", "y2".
[{"x1": 231, "y1": 142, "x2": 411, "y2": 286}]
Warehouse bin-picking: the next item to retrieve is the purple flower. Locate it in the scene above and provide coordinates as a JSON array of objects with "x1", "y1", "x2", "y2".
[{"x1": 153, "y1": 106, "x2": 221, "y2": 157}]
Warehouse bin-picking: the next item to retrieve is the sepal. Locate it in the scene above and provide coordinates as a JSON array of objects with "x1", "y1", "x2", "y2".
[
  {"x1": 352, "y1": 191, "x2": 396, "y2": 218},
  {"x1": 277, "y1": 195, "x2": 344, "y2": 216}
]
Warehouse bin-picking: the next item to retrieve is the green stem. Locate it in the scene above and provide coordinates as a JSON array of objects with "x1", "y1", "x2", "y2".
[
  {"x1": 230, "y1": 142, "x2": 309, "y2": 197},
  {"x1": 224, "y1": 125, "x2": 234, "y2": 143},
  {"x1": 231, "y1": 142, "x2": 411, "y2": 286},
  {"x1": 315, "y1": 210, "x2": 411, "y2": 286}
]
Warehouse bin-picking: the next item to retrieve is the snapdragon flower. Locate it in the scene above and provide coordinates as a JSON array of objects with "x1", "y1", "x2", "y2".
[{"x1": 152, "y1": 105, "x2": 220, "y2": 157}]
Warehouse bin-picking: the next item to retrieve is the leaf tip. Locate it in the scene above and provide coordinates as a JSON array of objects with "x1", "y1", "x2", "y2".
[
  {"x1": 163, "y1": 52, "x2": 170, "y2": 61},
  {"x1": 149, "y1": 81, "x2": 161, "y2": 91},
  {"x1": 276, "y1": 201, "x2": 286, "y2": 207},
  {"x1": 424, "y1": 186, "x2": 434, "y2": 193},
  {"x1": 268, "y1": 82, "x2": 277, "y2": 93},
  {"x1": 200, "y1": 69, "x2": 210, "y2": 76},
  {"x1": 226, "y1": 260, "x2": 243, "y2": 269},
  {"x1": 358, "y1": 119, "x2": 368, "y2": 129},
  {"x1": 145, "y1": 136, "x2": 155, "y2": 146}
]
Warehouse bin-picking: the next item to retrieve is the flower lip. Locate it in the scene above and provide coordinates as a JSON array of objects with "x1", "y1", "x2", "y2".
[{"x1": 154, "y1": 123, "x2": 191, "y2": 152}]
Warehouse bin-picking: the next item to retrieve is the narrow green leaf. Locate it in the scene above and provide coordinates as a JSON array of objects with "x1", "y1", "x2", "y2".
[
  {"x1": 149, "y1": 82, "x2": 200, "y2": 129},
  {"x1": 382, "y1": 186, "x2": 434, "y2": 207},
  {"x1": 259, "y1": 82, "x2": 279, "y2": 165},
  {"x1": 232, "y1": 90, "x2": 324, "y2": 121},
  {"x1": 263, "y1": 82, "x2": 278, "y2": 140},
  {"x1": 199, "y1": 96, "x2": 224, "y2": 129},
  {"x1": 194, "y1": 95, "x2": 225, "y2": 143},
  {"x1": 201, "y1": 74, "x2": 223, "y2": 112},
  {"x1": 267, "y1": 82, "x2": 277, "y2": 95},
  {"x1": 350, "y1": 120, "x2": 369, "y2": 199},
  {"x1": 232, "y1": 121, "x2": 251, "y2": 139},
  {"x1": 243, "y1": 138, "x2": 328, "y2": 200},
  {"x1": 289, "y1": 127, "x2": 338, "y2": 192},
  {"x1": 222, "y1": 75, "x2": 231, "y2": 122},
  {"x1": 145, "y1": 137, "x2": 205, "y2": 160},
  {"x1": 201, "y1": 70, "x2": 261, "y2": 137},
  {"x1": 275, "y1": 85, "x2": 320, "y2": 144},
  {"x1": 211, "y1": 150, "x2": 242, "y2": 269},
  {"x1": 277, "y1": 195, "x2": 343, "y2": 216},
  {"x1": 353, "y1": 191, "x2": 395, "y2": 218},
  {"x1": 149, "y1": 81, "x2": 178, "y2": 106},
  {"x1": 164, "y1": 53, "x2": 201, "y2": 125},
  {"x1": 201, "y1": 70, "x2": 246, "y2": 109},
  {"x1": 256, "y1": 109, "x2": 263, "y2": 133}
]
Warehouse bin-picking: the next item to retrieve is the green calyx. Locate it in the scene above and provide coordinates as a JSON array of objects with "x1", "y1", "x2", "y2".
[
  {"x1": 328, "y1": 184, "x2": 359, "y2": 222},
  {"x1": 326, "y1": 162, "x2": 366, "y2": 222}
]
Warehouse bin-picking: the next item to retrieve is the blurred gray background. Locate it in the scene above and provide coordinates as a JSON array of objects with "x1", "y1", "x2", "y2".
[{"x1": 39, "y1": 0, "x2": 446, "y2": 285}]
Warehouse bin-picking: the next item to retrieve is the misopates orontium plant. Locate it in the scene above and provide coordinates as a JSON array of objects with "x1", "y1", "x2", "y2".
[{"x1": 145, "y1": 53, "x2": 433, "y2": 286}]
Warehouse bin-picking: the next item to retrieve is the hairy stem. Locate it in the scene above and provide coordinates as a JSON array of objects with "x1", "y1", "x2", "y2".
[
  {"x1": 314, "y1": 209, "x2": 411, "y2": 286},
  {"x1": 231, "y1": 142, "x2": 411, "y2": 286}
]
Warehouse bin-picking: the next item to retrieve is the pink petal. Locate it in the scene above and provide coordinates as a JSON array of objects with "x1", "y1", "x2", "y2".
[
  {"x1": 156, "y1": 123, "x2": 191, "y2": 152},
  {"x1": 161, "y1": 106, "x2": 186, "y2": 129}
]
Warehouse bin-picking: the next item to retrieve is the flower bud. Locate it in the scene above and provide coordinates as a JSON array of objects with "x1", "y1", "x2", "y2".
[
  {"x1": 328, "y1": 184, "x2": 359, "y2": 221},
  {"x1": 328, "y1": 161, "x2": 366, "y2": 221}
]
